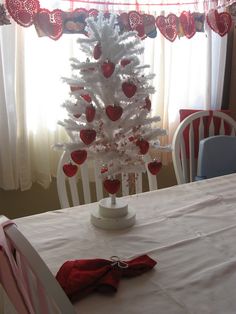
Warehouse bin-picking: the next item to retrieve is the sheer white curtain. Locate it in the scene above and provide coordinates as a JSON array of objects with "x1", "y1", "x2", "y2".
[
  {"x1": 0, "y1": 0, "x2": 228, "y2": 190},
  {"x1": 144, "y1": 29, "x2": 227, "y2": 163}
]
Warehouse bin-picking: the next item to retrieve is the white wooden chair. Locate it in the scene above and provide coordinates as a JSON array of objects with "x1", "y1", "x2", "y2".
[
  {"x1": 57, "y1": 151, "x2": 158, "y2": 208},
  {"x1": 172, "y1": 110, "x2": 236, "y2": 184},
  {"x1": 0, "y1": 215, "x2": 76, "y2": 314}
]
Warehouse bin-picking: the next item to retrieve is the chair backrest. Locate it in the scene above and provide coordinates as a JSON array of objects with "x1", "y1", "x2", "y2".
[
  {"x1": 0, "y1": 216, "x2": 76, "y2": 314},
  {"x1": 172, "y1": 110, "x2": 236, "y2": 184},
  {"x1": 57, "y1": 151, "x2": 158, "y2": 208},
  {"x1": 196, "y1": 135, "x2": 236, "y2": 180}
]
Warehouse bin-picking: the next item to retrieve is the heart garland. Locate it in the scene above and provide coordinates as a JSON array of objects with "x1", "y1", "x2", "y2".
[
  {"x1": 34, "y1": 8, "x2": 63, "y2": 40},
  {"x1": 71, "y1": 150, "x2": 87, "y2": 165},
  {"x1": 106, "y1": 105, "x2": 123, "y2": 121},
  {"x1": 5, "y1": 5, "x2": 232, "y2": 40},
  {"x1": 63, "y1": 163, "x2": 78, "y2": 177},
  {"x1": 6, "y1": 0, "x2": 39, "y2": 27},
  {"x1": 156, "y1": 14, "x2": 178, "y2": 42},
  {"x1": 103, "y1": 179, "x2": 121, "y2": 194},
  {"x1": 80, "y1": 129, "x2": 96, "y2": 145},
  {"x1": 207, "y1": 9, "x2": 232, "y2": 37},
  {"x1": 148, "y1": 161, "x2": 162, "y2": 175}
]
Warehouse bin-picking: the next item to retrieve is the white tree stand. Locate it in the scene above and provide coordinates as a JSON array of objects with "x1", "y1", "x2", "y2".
[{"x1": 91, "y1": 195, "x2": 136, "y2": 230}]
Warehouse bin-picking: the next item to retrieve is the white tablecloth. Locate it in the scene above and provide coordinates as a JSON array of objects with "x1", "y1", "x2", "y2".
[{"x1": 14, "y1": 174, "x2": 236, "y2": 313}]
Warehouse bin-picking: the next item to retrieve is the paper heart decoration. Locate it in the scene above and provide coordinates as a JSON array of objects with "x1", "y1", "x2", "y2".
[
  {"x1": 143, "y1": 14, "x2": 156, "y2": 38},
  {"x1": 86, "y1": 105, "x2": 96, "y2": 122},
  {"x1": 71, "y1": 150, "x2": 87, "y2": 165},
  {"x1": 144, "y1": 97, "x2": 151, "y2": 111},
  {"x1": 34, "y1": 9, "x2": 63, "y2": 40},
  {"x1": 136, "y1": 139, "x2": 149, "y2": 155},
  {"x1": 128, "y1": 11, "x2": 145, "y2": 38},
  {"x1": 80, "y1": 129, "x2": 96, "y2": 145},
  {"x1": 63, "y1": 9, "x2": 88, "y2": 34},
  {"x1": 106, "y1": 105, "x2": 123, "y2": 121},
  {"x1": 63, "y1": 163, "x2": 78, "y2": 177},
  {"x1": 122, "y1": 82, "x2": 137, "y2": 98},
  {"x1": 148, "y1": 161, "x2": 162, "y2": 175},
  {"x1": 120, "y1": 59, "x2": 131, "y2": 67},
  {"x1": 207, "y1": 9, "x2": 232, "y2": 37},
  {"x1": 101, "y1": 61, "x2": 115, "y2": 78},
  {"x1": 156, "y1": 14, "x2": 178, "y2": 42},
  {"x1": 179, "y1": 11, "x2": 196, "y2": 39},
  {"x1": 93, "y1": 42, "x2": 102, "y2": 60},
  {"x1": 70, "y1": 86, "x2": 83, "y2": 92},
  {"x1": 103, "y1": 179, "x2": 121, "y2": 194},
  {"x1": 6, "y1": 0, "x2": 39, "y2": 27},
  {"x1": 81, "y1": 94, "x2": 92, "y2": 103}
]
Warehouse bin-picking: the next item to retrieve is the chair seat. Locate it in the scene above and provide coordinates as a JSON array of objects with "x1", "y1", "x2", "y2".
[{"x1": 196, "y1": 135, "x2": 236, "y2": 180}]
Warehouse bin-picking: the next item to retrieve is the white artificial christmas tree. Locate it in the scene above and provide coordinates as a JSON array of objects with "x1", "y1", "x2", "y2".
[{"x1": 57, "y1": 13, "x2": 168, "y2": 229}]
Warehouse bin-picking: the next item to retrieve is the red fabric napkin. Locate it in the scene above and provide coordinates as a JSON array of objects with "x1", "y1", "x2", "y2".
[{"x1": 56, "y1": 255, "x2": 156, "y2": 300}]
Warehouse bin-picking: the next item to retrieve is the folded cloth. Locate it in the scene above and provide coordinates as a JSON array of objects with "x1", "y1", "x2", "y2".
[{"x1": 56, "y1": 255, "x2": 157, "y2": 300}]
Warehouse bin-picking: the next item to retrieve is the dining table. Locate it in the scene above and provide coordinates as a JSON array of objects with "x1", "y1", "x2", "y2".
[{"x1": 11, "y1": 173, "x2": 236, "y2": 313}]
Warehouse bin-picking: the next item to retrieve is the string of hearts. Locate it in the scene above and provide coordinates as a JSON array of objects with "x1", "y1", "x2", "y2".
[{"x1": 4, "y1": 0, "x2": 233, "y2": 41}]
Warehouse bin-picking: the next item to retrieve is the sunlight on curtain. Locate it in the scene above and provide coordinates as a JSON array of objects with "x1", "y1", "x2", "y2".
[{"x1": 0, "y1": 0, "x2": 228, "y2": 190}]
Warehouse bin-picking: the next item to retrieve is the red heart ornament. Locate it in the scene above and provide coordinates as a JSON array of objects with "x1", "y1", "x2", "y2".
[
  {"x1": 207, "y1": 10, "x2": 232, "y2": 37},
  {"x1": 156, "y1": 14, "x2": 178, "y2": 42},
  {"x1": 106, "y1": 105, "x2": 123, "y2": 121},
  {"x1": 144, "y1": 97, "x2": 151, "y2": 111},
  {"x1": 71, "y1": 150, "x2": 87, "y2": 165},
  {"x1": 120, "y1": 59, "x2": 131, "y2": 67},
  {"x1": 86, "y1": 105, "x2": 96, "y2": 122},
  {"x1": 103, "y1": 179, "x2": 121, "y2": 194},
  {"x1": 81, "y1": 94, "x2": 92, "y2": 103},
  {"x1": 34, "y1": 9, "x2": 63, "y2": 40},
  {"x1": 80, "y1": 129, "x2": 96, "y2": 145},
  {"x1": 148, "y1": 161, "x2": 162, "y2": 175},
  {"x1": 101, "y1": 166, "x2": 108, "y2": 174},
  {"x1": 74, "y1": 113, "x2": 81, "y2": 119},
  {"x1": 6, "y1": 0, "x2": 39, "y2": 27},
  {"x1": 63, "y1": 163, "x2": 78, "y2": 177},
  {"x1": 101, "y1": 61, "x2": 115, "y2": 78},
  {"x1": 179, "y1": 11, "x2": 196, "y2": 39},
  {"x1": 93, "y1": 42, "x2": 102, "y2": 60},
  {"x1": 122, "y1": 82, "x2": 137, "y2": 98},
  {"x1": 136, "y1": 139, "x2": 149, "y2": 155}
]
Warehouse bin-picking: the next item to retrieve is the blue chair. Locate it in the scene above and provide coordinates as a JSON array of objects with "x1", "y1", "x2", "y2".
[{"x1": 196, "y1": 135, "x2": 236, "y2": 180}]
